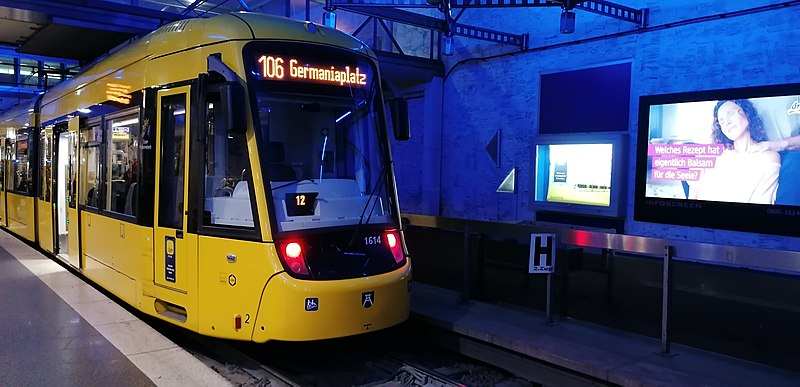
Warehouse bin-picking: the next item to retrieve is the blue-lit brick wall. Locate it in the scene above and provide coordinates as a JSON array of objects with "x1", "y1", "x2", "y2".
[
  {"x1": 391, "y1": 97, "x2": 426, "y2": 214},
  {"x1": 401, "y1": 1, "x2": 800, "y2": 250}
]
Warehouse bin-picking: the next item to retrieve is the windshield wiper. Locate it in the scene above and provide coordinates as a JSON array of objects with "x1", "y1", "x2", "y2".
[
  {"x1": 319, "y1": 130, "x2": 328, "y2": 182},
  {"x1": 271, "y1": 178, "x2": 315, "y2": 191},
  {"x1": 348, "y1": 164, "x2": 386, "y2": 247}
]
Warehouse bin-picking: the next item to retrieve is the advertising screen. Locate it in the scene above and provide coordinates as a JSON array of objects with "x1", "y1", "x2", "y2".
[
  {"x1": 535, "y1": 143, "x2": 613, "y2": 207},
  {"x1": 533, "y1": 133, "x2": 627, "y2": 218},
  {"x1": 635, "y1": 84, "x2": 800, "y2": 236}
]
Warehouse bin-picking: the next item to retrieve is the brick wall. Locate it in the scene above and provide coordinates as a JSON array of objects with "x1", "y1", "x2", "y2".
[
  {"x1": 398, "y1": 1, "x2": 800, "y2": 250},
  {"x1": 392, "y1": 97, "x2": 426, "y2": 214}
]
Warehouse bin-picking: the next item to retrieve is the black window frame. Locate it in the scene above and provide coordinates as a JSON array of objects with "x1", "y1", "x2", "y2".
[
  {"x1": 76, "y1": 91, "x2": 146, "y2": 226},
  {"x1": 103, "y1": 107, "x2": 141, "y2": 220},
  {"x1": 191, "y1": 75, "x2": 262, "y2": 241},
  {"x1": 79, "y1": 117, "x2": 104, "y2": 213},
  {"x1": 9, "y1": 127, "x2": 35, "y2": 196}
]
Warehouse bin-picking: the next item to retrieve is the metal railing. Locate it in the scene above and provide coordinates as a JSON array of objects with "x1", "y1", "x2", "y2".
[
  {"x1": 402, "y1": 213, "x2": 800, "y2": 356},
  {"x1": 403, "y1": 214, "x2": 800, "y2": 274}
]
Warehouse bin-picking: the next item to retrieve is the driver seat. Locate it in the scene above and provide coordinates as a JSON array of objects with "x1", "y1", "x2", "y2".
[{"x1": 267, "y1": 141, "x2": 297, "y2": 181}]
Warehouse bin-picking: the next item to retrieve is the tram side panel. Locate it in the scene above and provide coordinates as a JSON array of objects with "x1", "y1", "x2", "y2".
[
  {"x1": 6, "y1": 192, "x2": 34, "y2": 241},
  {"x1": 195, "y1": 236, "x2": 276, "y2": 340},
  {"x1": 37, "y1": 199, "x2": 54, "y2": 253},
  {"x1": 81, "y1": 213, "x2": 136, "y2": 304}
]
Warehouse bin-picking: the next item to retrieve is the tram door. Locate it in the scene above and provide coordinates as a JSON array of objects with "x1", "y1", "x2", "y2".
[
  {"x1": 54, "y1": 118, "x2": 80, "y2": 267},
  {"x1": 153, "y1": 87, "x2": 191, "y2": 292},
  {"x1": 38, "y1": 125, "x2": 55, "y2": 253},
  {"x1": 0, "y1": 138, "x2": 6, "y2": 228}
]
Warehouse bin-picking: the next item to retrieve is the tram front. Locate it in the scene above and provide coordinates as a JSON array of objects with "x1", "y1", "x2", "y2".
[{"x1": 244, "y1": 42, "x2": 411, "y2": 341}]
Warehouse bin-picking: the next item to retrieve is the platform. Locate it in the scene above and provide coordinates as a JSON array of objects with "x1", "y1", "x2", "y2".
[
  {"x1": 0, "y1": 229, "x2": 231, "y2": 386},
  {"x1": 410, "y1": 282, "x2": 800, "y2": 386}
]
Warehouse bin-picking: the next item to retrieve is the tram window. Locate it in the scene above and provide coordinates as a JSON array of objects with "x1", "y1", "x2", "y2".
[
  {"x1": 105, "y1": 111, "x2": 140, "y2": 216},
  {"x1": 202, "y1": 98, "x2": 254, "y2": 229},
  {"x1": 159, "y1": 95, "x2": 186, "y2": 229},
  {"x1": 11, "y1": 132, "x2": 31, "y2": 195},
  {"x1": 81, "y1": 124, "x2": 102, "y2": 208}
]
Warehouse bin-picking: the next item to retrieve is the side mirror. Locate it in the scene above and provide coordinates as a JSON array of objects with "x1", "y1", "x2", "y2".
[
  {"x1": 388, "y1": 98, "x2": 410, "y2": 141},
  {"x1": 220, "y1": 82, "x2": 246, "y2": 134}
]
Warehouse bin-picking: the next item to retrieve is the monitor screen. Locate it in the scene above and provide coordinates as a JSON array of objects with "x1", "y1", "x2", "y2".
[
  {"x1": 533, "y1": 133, "x2": 626, "y2": 217},
  {"x1": 535, "y1": 143, "x2": 613, "y2": 207},
  {"x1": 635, "y1": 84, "x2": 800, "y2": 236}
]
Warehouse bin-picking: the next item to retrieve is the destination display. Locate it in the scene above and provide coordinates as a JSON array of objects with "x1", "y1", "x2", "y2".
[{"x1": 255, "y1": 54, "x2": 368, "y2": 87}]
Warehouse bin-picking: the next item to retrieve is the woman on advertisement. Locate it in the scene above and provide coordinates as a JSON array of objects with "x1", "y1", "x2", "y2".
[{"x1": 689, "y1": 99, "x2": 781, "y2": 204}]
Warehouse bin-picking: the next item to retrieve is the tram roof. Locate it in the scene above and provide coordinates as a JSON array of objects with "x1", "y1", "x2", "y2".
[
  {"x1": 38, "y1": 12, "x2": 374, "y2": 111},
  {"x1": 0, "y1": 98, "x2": 38, "y2": 131}
]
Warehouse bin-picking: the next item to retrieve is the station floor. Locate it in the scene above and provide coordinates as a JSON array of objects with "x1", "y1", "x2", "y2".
[
  {"x1": 4, "y1": 224, "x2": 799, "y2": 386},
  {"x1": 0, "y1": 229, "x2": 231, "y2": 386}
]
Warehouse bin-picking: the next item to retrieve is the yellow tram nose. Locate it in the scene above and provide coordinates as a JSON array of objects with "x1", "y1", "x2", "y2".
[{"x1": 251, "y1": 261, "x2": 411, "y2": 342}]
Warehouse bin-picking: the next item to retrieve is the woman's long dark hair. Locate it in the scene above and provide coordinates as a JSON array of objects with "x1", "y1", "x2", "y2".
[{"x1": 711, "y1": 99, "x2": 767, "y2": 149}]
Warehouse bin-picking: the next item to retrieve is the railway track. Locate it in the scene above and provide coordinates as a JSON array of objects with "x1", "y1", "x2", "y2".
[{"x1": 157, "y1": 318, "x2": 529, "y2": 386}]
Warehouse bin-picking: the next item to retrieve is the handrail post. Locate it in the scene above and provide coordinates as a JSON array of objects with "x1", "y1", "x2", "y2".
[
  {"x1": 658, "y1": 244, "x2": 677, "y2": 357},
  {"x1": 604, "y1": 248, "x2": 615, "y2": 309},
  {"x1": 461, "y1": 223, "x2": 472, "y2": 302},
  {"x1": 545, "y1": 270, "x2": 556, "y2": 325}
]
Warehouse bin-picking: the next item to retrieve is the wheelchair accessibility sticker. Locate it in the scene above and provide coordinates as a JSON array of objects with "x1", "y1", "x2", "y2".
[{"x1": 305, "y1": 298, "x2": 319, "y2": 312}]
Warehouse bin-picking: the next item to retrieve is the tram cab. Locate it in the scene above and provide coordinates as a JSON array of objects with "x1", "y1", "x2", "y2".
[{"x1": 192, "y1": 38, "x2": 412, "y2": 341}]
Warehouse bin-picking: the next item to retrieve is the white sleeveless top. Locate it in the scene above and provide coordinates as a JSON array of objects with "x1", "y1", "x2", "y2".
[{"x1": 692, "y1": 150, "x2": 781, "y2": 204}]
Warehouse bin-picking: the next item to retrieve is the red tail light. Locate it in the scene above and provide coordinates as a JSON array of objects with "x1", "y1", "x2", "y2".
[
  {"x1": 281, "y1": 241, "x2": 309, "y2": 275},
  {"x1": 286, "y1": 242, "x2": 302, "y2": 258},
  {"x1": 385, "y1": 231, "x2": 404, "y2": 263}
]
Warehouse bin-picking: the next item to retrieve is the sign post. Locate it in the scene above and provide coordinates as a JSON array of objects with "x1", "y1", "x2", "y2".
[{"x1": 529, "y1": 233, "x2": 557, "y2": 325}]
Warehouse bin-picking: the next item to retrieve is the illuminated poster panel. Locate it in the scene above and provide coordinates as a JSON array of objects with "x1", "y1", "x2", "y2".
[
  {"x1": 644, "y1": 96, "x2": 798, "y2": 205},
  {"x1": 635, "y1": 84, "x2": 800, "y2": 236},
  {"x1": 535, "y1": 143, "x2": 612, "y2": 207},
  {"x1": 533, "y1": 133, "x2": 626, "y2": 218}
]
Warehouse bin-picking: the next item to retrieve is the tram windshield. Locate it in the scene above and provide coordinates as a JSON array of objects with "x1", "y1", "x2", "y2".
[{"x1": 245, "y1": 44, "x2": 395, "y2": 233}]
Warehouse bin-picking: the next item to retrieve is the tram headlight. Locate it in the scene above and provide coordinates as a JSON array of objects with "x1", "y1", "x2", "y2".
[
  {"x1": 386, "y1": 233, "x2": 397, "y2": 248},
  {"x1": 280, "y1": 241, "x2": 310, "y2": 276},
  {"x1": 286, "y1": 242, "x2": 302, "y2": 258},
  {"x1": 385, "y1": 231, "x2": 404, "y2": 263}
]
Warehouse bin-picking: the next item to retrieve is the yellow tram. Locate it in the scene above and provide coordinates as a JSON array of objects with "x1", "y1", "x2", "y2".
[{"x1": 0, "y1": 12, "x2": 411, "y2": 342}]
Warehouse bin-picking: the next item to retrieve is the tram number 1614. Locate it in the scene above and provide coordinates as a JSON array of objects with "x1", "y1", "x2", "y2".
[{"x1": 364, "y1": 235, "x2": 381, "y2": 246}]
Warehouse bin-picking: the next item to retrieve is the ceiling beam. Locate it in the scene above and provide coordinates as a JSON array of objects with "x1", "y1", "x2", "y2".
[
  {"x1": 0, "y1": 0, "x2": 181, "y2": 34},
  {"x1": 340, "y1": 6, "x2": 527, "y2": 49},
  {"x1": 330, "y1": 0, "x2": 646, "y2": 26}
]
